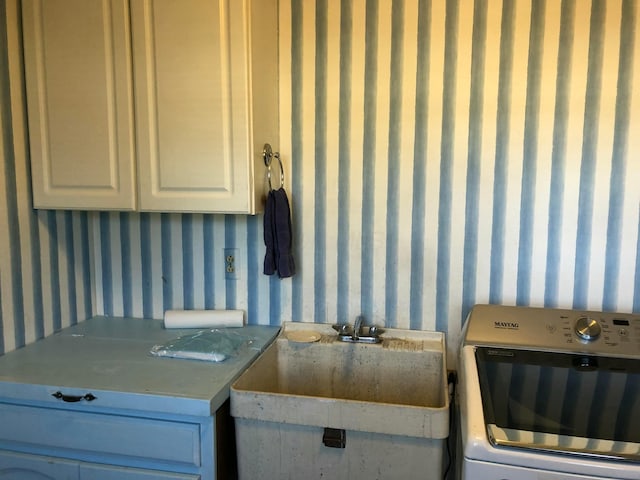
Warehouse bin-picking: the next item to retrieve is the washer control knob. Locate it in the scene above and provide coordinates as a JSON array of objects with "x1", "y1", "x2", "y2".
[{"x1": 575, "y1": 316, "x2": 601, "y2": 341}]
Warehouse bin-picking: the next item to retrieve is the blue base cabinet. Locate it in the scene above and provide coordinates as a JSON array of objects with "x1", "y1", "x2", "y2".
[{"x1": 0, "y1": 317, "x2": 279, "y2": 480}]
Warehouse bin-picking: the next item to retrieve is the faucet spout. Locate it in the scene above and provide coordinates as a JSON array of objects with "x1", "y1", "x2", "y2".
[{"x1": 352, "y1": 315, "x2": 363, "y2": 341}]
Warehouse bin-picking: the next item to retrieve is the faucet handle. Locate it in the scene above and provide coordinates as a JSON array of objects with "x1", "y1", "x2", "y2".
[{"x1": 332, "y1": 324, "x2": 350, "y2": 335}]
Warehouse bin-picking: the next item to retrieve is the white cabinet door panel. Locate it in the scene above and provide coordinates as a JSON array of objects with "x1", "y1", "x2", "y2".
[
  {"x1": 22, "y1": 0, "x2": 136, "y2": 210},
  {"x1": 131, "y1": 0, "x2": 251, "y2": 213}
]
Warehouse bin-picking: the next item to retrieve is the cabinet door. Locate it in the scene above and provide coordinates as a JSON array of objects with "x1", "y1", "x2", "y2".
[
  {"x1": 130, "y1": 0, "x2": 255, "y2": 213},
  {"x1": 0, "y1": 450, "x2": 78, "y2": 480},
  {"x1": 80, "y1": 464, "x2": 199, "y2": 480},
  {"x1": 22, "y1": 0, "x2": 137, "y2": 210}
]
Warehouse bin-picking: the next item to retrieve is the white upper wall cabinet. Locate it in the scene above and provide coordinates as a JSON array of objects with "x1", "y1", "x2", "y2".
[{"x1": 22, "y1": 0, "x2": 278, "y2": 214}]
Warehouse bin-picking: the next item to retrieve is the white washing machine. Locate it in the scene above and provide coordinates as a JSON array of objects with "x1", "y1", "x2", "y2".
[{"x1": 458, "y1": 304, "x2": 640, "y2": 479}]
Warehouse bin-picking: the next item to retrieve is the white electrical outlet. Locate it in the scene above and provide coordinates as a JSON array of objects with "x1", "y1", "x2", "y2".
[{"x1": 224, "y1": 248, "x2": 238, "y2": 280}]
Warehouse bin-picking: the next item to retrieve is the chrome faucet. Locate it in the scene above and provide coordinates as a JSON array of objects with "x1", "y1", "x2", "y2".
[{"x1": 332, "y1": 315, "x2": 383, "y2": 344}]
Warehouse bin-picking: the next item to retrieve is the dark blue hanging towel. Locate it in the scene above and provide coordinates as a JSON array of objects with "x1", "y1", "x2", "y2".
[{"x1": 263, "y1": 188, "x2": 295, "y2": 278}]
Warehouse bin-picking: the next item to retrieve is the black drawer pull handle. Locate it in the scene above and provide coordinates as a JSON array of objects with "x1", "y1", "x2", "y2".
[{"x1": 52, "y1": 391, "x2": 97, "y2": 402}]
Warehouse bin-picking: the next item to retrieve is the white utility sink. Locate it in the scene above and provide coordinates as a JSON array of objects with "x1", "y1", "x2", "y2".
[{"x1": 231, "y1": 321, "x2": 449, "y2": 479}]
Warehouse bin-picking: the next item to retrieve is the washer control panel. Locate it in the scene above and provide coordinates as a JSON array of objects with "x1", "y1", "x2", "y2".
[{"x1": 464, "y1": 304, "x2": 640, "y2": 356}]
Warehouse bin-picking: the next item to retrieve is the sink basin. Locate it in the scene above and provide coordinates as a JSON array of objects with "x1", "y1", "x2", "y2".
[{"x1": 231, "y1": 322, "x2": 449, "y2": 479}]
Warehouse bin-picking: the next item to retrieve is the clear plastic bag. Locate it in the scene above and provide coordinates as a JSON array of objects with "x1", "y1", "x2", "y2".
[{"x1": 150, "y1": 329, "x2": 253, "y2": 362}]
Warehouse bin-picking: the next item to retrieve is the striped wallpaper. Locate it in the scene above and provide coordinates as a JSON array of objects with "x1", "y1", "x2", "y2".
[{"x1": 1, "y1": 0, "x2": 639, "y2": 363}]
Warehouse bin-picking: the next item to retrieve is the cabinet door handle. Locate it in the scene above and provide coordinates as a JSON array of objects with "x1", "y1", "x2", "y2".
[{"x1": 52, "y1": 391, "x2": 97, "y2": 402}]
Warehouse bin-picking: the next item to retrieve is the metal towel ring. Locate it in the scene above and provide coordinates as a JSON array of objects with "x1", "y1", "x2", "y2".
[{"x1": 263, "y1": 143, "x2": 284, "y2": 191}]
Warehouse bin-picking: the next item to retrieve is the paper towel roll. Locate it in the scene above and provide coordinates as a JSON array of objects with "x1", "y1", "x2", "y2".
[{"x1": 163, "y1": 309, "x2": 244, "y2": 329}]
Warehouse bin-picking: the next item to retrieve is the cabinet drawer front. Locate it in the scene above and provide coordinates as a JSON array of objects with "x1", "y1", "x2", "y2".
[
  {"x1": 0, "y1": 404, "x2": 200, "y2": 467},
  {"x1": 0, "y1": 450, "x2": 78, "y2": 479}
]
